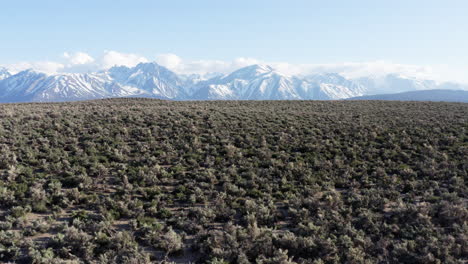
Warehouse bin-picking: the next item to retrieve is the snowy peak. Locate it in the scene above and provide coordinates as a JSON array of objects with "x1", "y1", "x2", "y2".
[{"x1": 108, "y1": 62, "x2": 185, "y2": 99}]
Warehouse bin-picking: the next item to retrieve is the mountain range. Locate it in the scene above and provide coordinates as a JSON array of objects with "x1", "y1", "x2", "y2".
[{"x1": 0, "y1": 63, "x2": 466, "y2": 102}]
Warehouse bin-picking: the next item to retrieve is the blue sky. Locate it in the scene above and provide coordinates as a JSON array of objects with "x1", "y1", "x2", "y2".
[{"x1": 1, "y1": 0, "x2": 468, "y2": 81}]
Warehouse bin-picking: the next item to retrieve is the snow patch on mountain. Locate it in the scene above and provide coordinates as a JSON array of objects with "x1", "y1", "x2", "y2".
[{"x1": 0, "y1": 67, "x2": 11, "y2": 80}]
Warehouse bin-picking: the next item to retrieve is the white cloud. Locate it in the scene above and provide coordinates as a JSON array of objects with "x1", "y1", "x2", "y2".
[
  {"x1": 63, "y1": 52, "x2": 95, "y2": 65},
  {"x1": 156, "y1": 53, "x2": 183, "y2": 69},
  {"x1": 153, "y1": 55, "x2": 454, "y2": 82},
  {"x1": 290, "y1": 61, "x2": 435, "y2": 79},
  {"x1": 155, "y1": 54, "x2": 261, "y2": 75},
  {"x1": 3, "y1": 51, "x2": 149, "y2": 74},
  {"x1": 101, "y1": 50, "x2": 148, "y2": 69},
  {"x1": 277, "y1": 61, "x2": 468, "y2": 84}
]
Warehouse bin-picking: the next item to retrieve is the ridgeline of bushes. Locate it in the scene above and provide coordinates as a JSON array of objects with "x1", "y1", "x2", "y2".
[{"x1": 0, "y1": 99, "x2": 466, "y2": 263}]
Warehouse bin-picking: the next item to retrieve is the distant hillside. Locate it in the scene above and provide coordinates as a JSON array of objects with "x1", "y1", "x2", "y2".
[{"x1": 348, "y1": 89, "x2": 468, "y2": 103}]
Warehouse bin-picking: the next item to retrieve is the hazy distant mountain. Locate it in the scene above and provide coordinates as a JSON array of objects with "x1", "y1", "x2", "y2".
[
  {"x1": 0, "y1": 63, "x2": 467, "y2": 102},
  {"x1": 354, "y1": 74, "x2": 468, "y2": 95},
  {"x1": 348, "y1": 89, "x2": 468, "y2": 103}
]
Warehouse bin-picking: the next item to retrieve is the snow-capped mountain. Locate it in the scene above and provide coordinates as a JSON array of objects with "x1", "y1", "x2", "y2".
[
  {"x1": 0, "y1": 70, "x2": 143, "y2": 102},
  {"x1": 0, "y1": 63, "x2": 466, "y2": 102},
  {"x1": 108, "y1": 62, "x2": 186, "y2": 99},
  {"x1": 191, "y1": 65, "x2": 364, "y2": 100},
  {"x1": 0, "y1": 63, "x2": 188, "y2": 102},
  {"x1": 192, "y1": 65, "x2": 300, "y2": 100},
  {"x1": 0, "y1": 70, "x2": 48, "y2": 101}
]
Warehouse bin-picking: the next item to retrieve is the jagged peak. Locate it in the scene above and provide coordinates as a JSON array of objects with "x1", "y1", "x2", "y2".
[
  {"x1": 108, "y1": 62, "x2": 167, "y2": 75},
  {"x1": 107, "y1": 64, "x2": 131, "y2": 71},
  {"x1": 134, "y1": 62, "x2": 165, "y2": 71}
]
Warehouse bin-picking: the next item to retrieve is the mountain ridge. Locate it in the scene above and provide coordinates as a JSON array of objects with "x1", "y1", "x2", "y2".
[{"x1": 0, "y1": 63, "x2": 466, "y2": 102}]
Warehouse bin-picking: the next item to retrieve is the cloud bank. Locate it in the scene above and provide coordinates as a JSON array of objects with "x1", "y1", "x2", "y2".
[
  {"x1": 2, "y1": 51, "x2": 467, "y2": 84},
  {"x1": 3, "y1": 51, "x2": 149, "y2": 75},
  {"x1": 155, "y1": 54, "x2": 468, "y2": 84}
]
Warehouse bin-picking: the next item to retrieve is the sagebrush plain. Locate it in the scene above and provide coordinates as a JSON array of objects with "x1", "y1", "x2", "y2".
[{"x1": 0, "y1": 99, "x2": 466, "y2": 263}]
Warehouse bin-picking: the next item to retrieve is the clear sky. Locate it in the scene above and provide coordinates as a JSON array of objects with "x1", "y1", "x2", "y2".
[{"x1": 1, "y1": 0, "x2": 467, "y2": 81}]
